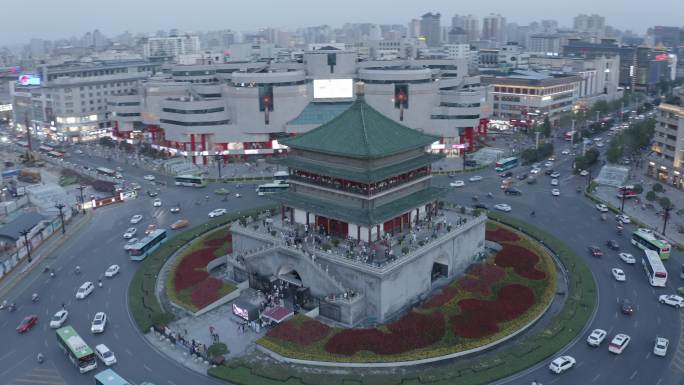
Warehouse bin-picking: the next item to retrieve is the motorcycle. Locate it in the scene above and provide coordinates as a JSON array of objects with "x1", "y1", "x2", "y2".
[
  {"x1": 0, "y1": 300, "x2": 7, "y2": 310},
  {"x1": 9, "y1": 303, "x2": 16, "y2": 312},
  {"x1": 31, "y1": 293, "x2": 39, "y2": 303},
  {"x1": 616, "y1": 225, "x2": 624, "y2": 234}
]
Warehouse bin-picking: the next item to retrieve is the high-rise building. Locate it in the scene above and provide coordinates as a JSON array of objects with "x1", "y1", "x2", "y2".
[
  {"x1": 408, "y1": 19, "x2": 421, "y2": 39},
  {"x1": 451, "y1": 14, "x2": 480, "y2": 42},
  {"x1": 482, "y1": 14, "x2": 507, "y2": 44},
  {"x1": 420, "y1": 12, "x2": 441, "y2": 47},
  {"x1": 650, "y1": 26, "x2": 682, "y2": 49},
  {"x1": 142, "y1": 35, "x2": 201, "y2": 62},
  {"x1": 573, "y1": 14, "x2": 605, "y2": 34}
]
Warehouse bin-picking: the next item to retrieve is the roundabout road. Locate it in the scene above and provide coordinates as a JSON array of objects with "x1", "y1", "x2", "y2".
[
  {"x1": 0, "y1": 150, "x2": 265, "y2": 385},
  {"x1": 440, "y1": 146, "x2": 684, "y2": 385}
]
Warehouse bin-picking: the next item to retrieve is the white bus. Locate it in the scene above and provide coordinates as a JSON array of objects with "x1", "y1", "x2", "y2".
[
  {"x1": 631, "y1": 228, "x2": 671, "y2": 260},
  {"x1": 127, "y1": 229, "x2": 167, "y2": 261},
  {"x1": 642, "y1": 249, "x2": 668, "y2": 287},
  {"x1": 273, "y1": 171, "x2": 289, "y2": 183},
  {"x1": 95, "y1": 167, "x2": 121, "y2": 179},
  {"x1": 174, "y1": 175, "x2": 207, "y2": 187},
  {"x1": 56, "y1": 326, "x2": 97, "y2": 373},
  {"x1": 256, "y1": 182, "x2": 289, "y2": 196}
]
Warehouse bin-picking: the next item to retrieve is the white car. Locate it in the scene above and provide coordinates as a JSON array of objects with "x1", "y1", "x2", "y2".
[
  {"x1": 561, "y1": 149, "x2": 570, "y2": 155},
  {"x1": 619, "y1": 252, "x2": 636, "y2": 264},
  {"x1": 208, "y1": 208, "x2": 227, "y2": 218},
  {"x1": 654, "y1": 337, "x2": 669, "y2": 357},
  {"x1": 143, "y1": 174, "x2": 155, "y2": 181},
  {"x1": 95, "y1": 344, "x2": 117, "y2": 366},
  {"x1": 235, "y1": 193, "x2": 241, "y2": 198},
  {"x1": 49, "y1": 309, "x2": 69, "y2": 329},
  {"x1": 153, "y1": 198, "x2": 162, "y2": 207},
  {"x1": 609, "y1": 333, "x2": 631, "y2": 354},
  {"x1": 611, "y1": 268, "x2": 626, "y2": 282},
  {"x1": 550, "y1": 171, "x2": 561, "y2": 178},
  {"x1": 530, "y1": 168, "x2": 541, "y2": 174},
  {"x1": 544, "y1": 161, "x2": 553, "y2": 168},
  {"x1": 586, "y1": 329, "x2": 607, "y2": 347},
  {"x1": 659, "y1": 294, "x2": 684, "y2": 308},
  {"x1": 124, "y1": 237, "x2": 138, "y2": 250},
  {"x1": 596, "y1": 204, "x2": 609, "y2": 212},
  {"x1": 616, "y1": 214, "x2": 631, "y2": 224},
  {"x1": 494, "y1": 203, "x2": 512, "y2": 212},
  {"x1": 130, "y1": 214, "x2": 143, "y2": 224},
  {"x1": 550, "y1": 179, "x2": 559, "y2": 186},
  {"x1": 91, "y1": 312, "x2": 107, "y2": 334},
  {"x1": 596, "y1": 142, "x2": 604, "y2": 148},
  {"x1": 123, "y1": 227, "x2": 137, "y2": 239},
  {"x1": 449, "y1": 180, "x2": 465, "y2": 187},
  {"x1": 104, "y1": 264, "x2": 120, "y2": 278},
  {"x1": 548, "y1": 355, "x2": 576, "y2": 374},
  {"x1": 76, "y1": 281, "x2": 95, "y2": 299},
  {"x1": 551, "y1": 189, "x2": 560, "y2": 196},
  {"x1": 580, "y1": 170, "x2": 589, "y2": 176},
  {"x1": 468, "y1": 175, "x2": 483, "y2": 182}
]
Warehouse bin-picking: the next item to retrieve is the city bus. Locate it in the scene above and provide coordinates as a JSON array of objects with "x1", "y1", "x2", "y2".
[
  {"x1": 96, "y1": 167, "x2": 118, "y2": 178},
  {"x1": 56, "y1": 326, "x2": 97, "y2": 373},
  {"x1": 494, "y1": 157, "x2": 519, "y2": 172},
  {"x1": 273, "y1": 171, "x2": 289, "y2": 183},
  {"x1": 94, "y1": 369, "x2": 132, "y2": 385},
  {"x1": 631, "y1": 228, "x2": 672, "y2": 260},
  {"x1": 38, "y1": 145, "x2": 54, "y2": 153},
  {"x1": 46, "y1": 151, "x2": 64, "y2": 159},
  {"x1": 642, "y1": 249, "x2": 668, "y2": 287},
  {"x1": 127, "y1": 229, "x2": 167, "y2": 261},
  {"x1": 174, "y1": 175, "x2": 207, "y2": 187},
  {"x1": 256, "y1": 182, "x2": 289, "y2": 196}
]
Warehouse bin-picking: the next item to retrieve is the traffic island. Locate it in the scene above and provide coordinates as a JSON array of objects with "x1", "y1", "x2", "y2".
[{"x1": 206, "y1": 216, "x2": 596, "y2": 384}]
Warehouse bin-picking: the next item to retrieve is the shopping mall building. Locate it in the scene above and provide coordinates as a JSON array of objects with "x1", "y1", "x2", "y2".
[{"x1": 108, "y1": 48, "x2": 491, "y2": 164}]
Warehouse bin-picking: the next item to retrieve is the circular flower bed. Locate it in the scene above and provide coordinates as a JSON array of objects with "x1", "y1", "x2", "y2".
[{"x1": 258, "y1": 222, "x2": 555, "y2": 363}]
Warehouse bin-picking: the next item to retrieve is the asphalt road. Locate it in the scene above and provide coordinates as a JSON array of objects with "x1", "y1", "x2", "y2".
[
  {"x1": 437, "y1": 141, "x2": 684, "y2": 385},
  {"x1": 0, "y1": 150, "x2": 267, "y2": 385}
]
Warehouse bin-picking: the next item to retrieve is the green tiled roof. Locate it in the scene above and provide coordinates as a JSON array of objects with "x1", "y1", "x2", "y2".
[
  {"x1": 287, "y1": 102, "x2": 353, "y2": 126},
  {"x1": 281, "y1": 99, "x2": 439, "y2": 159},
  {"x1": 271, "y1": 153, "x2": 443, "y2": 183},
  {"x1": 270, "y1": 187, "x2": 445, "y2": 226}
]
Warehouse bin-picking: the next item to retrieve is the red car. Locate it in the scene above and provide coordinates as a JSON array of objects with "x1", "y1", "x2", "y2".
[
  {"x1": 16, "y1": 315, "x2": 38, "y2": 333},
  {"x1": 588, "y1": 246, "x2": 603, "y2": 257}
]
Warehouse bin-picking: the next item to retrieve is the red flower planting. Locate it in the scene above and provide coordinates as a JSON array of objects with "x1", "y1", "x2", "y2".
[
  {"x1": 190, "y1": 278, "x2": 223, "y2": 308},
  {"x1": 452, "y1": 284, "x2": 535, "y2": 339},
  {"x1": 457, "y1": 263, "x2": 506, "y2": 296},
  {"x1": 324, "y1": 312, "x2": 445, "y2": 355},
  {"x1": 174, "y1": 247, "x2": 217, "y2": 290},
  {"x1": 495, "y1": 244, "x2": 546, "y2": 280},
  {"x1": 267, "y1": 318, "x2": 331, "y2": 346},
  {"x1": 204, "y1": 232, "x2": 232, "y2": 248},
  {"x1": 422, "y1": 287, "x2": 459, "y2": 309},
  {"x1": 485, "y1": 228, "x2": 520, "y2": 243}
]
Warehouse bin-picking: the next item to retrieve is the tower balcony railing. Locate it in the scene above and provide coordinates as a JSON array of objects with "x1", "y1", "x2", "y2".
[{"x1": 288, "y1": 169, "x2": 430, "y2": 197}]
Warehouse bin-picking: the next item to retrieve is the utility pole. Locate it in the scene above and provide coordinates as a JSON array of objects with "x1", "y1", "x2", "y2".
[
  {"x1": 76, "y1": 185, "x2": 86, "y2": 215},
  {"x1": 215, "y1": 154, "x2": 223, "y2": 179},
  {"x1": 535, "y1": 131, "x2": 540, "y2": 150},
  {"x1": 571, "y1": 119, "x2": 576, "y2": 147},
  {"x1": 24, "y1": 114, "x2": 32, "y2": 151},
  {"x1": 55, "y1": 203, "x2": 66, "y2": 234},
  {"x1": 19, "y1": 229, "x2": 32, "y2": 264},
  {"x1": 620, "y1": 191, "x2": 627, "y2": 213}
]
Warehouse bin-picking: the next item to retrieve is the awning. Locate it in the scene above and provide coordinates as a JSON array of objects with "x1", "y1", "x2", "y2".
[{"x1": 261, "y1": 306, "x2": 294, "y2": 324}]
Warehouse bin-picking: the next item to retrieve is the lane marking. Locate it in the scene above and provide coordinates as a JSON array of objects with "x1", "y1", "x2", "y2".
[
  {"x1": 143, "y1": 364, "x2": 152, "y2": 372},
  {"x1": 591, "y1": 374, "x2": 601, "y2": 382},
  {"x1": 629, "y1": 370, "x2": 637, "y2": 380},
  {"x1": 0, "y1": 350, "x2": 16, "y2": 363}
]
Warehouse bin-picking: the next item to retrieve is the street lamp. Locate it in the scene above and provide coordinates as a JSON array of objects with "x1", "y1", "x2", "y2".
[
  {"x1": 55, "y1": 203, "x2": 66, "y2": 234},
  {"x1": 662, "y1": 206, "x2": 673, "y2": 235},
  {"x1": 19, "y1": 228, "x2": 32, "y2": 264},
  {"x1": 214, "y1": 153, "x2": 223, "y2": 179},
  {"x1": 76, "y1": 185, "x2": 86, "y2": 215}
]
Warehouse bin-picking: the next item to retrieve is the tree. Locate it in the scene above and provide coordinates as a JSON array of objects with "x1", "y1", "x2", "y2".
[
  {"x1": 646, "y1": 191, "x2": 657, "y2": 202},
  {"x1": 591, "y1": 100, "x2": 609, "y2": 116},
  {"x1": 541, "y1": 116, "x2": 552, "y2": 138},
  {"x1": 606, "y1": 140, "x2": 622, "y2": 163},
  {"x1": 659, "y1": 196, "x2": 673, "y2": 210},
  {"x1": 653, "y1": 183, "x2": 664, "y2": 193},
  {"x1": 99, "y1": 137, "x2": 115, "y2": 148},
  {"x1": 633, "y1": 184, "x2": 644, "y2": 195}
]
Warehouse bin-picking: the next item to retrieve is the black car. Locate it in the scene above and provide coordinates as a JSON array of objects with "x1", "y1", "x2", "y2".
[
  {"x1": 500, "y1": 171, "x2": 513, "y2": 178},
  {"x1": 517, "y1": 173, "x2": 528, "y2": 180},
  {"x1": 621, "y1": 299, "x2": 634, "y2": 315},
  {"x1": 473, "y1": 203, "x2": 488, "y2": 210},
  {"x1": 606, "y1": 239, "x2": 620, "y2": 250},
  {"x1": 147, "y1": 190, "x2": 158, "y2": 197},
  {"x1": 526, "y1": 178, "x2": 537, "y2": 185},
  {"x1": 464, "y1": 159, "x2": 477, "y2": 167},
  {"x1": 504, "y1": 187, "x2": 522, "y2": 196},
  {"x1": 544, "y1": 169, "x2": 554, "y2": 176}
]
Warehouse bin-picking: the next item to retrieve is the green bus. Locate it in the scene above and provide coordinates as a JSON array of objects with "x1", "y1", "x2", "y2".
[
  {"x1": 56, "y1": 326, "x2": 97, "y2": 373},
  {"x1": 94, "y1": 369, "x2": 131, "y2": 385},
  {"x1": 631, "y1": 228, "x2": 672, "y2": 260},
  {"x1": 494, "y1": 157, "x2": 518, "y2": 172}
]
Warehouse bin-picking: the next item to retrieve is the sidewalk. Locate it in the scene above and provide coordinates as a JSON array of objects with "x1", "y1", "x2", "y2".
[{"x1": 0, "y1": 211, "x2": 93, "y2": 296}]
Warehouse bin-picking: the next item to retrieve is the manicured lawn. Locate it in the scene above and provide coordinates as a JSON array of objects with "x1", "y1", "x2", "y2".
[{"x1": 257, "y1": 222, "x2": 557, "y2": 362}]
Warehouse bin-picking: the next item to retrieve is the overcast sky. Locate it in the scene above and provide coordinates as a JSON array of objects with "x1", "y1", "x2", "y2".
[{"x1": 2, "y1": 0, "x2": 683, "y2": 46}]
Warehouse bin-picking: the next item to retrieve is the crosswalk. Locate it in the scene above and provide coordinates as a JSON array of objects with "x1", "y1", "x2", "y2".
[
  {"x1": 3, "y1": 365, "x2": 67, "y2": 385},
  {"x1": 671, "y1": 310, "x2": 684, "y2": 373}
]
